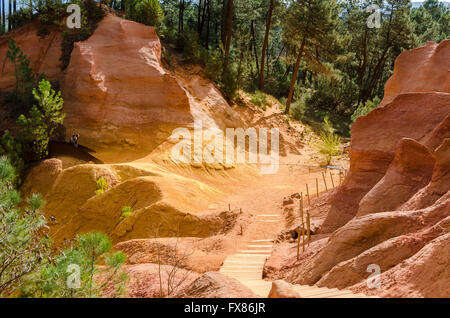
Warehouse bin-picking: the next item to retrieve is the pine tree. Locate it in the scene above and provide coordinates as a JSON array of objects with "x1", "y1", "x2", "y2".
[
  {"x1": 0, "y1": 156, "x2": 50, "y2": 296},
  {"x1": 283, "y1": 0, "x2": 340, "y2": 114},
  {"x1": 17, "y1": 79, "x2": 65, "y2": 161}
]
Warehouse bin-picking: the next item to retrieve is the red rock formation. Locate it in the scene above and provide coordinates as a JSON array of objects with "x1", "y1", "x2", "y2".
[
  {"x1": 0, "y1": 23, "x2": 62, "y2": 90},
  {"x1": 1, "y1": 14, "x2": 242, "y2": 163},
  {"x1": 99, "y1": 263, "x2": 200, "y2": 298},
  {"x1": 175, "y1": 272, "x2": 259, "y2": 298},
  {"x1": 61, "y1": 15, "x2": 192, "y2": 162},
  {"x1": 380, "y1": 41, "x2": 450, "y2": 107},
  {"x1": 269, "y1": 41, "x2": 450, "y2": 298},
  {"x1": 357, "y1": 138, "x2": 435, "y2": 216},
  {"x1": 321, "y1": 40, "x2": 450, "y2": 233}
]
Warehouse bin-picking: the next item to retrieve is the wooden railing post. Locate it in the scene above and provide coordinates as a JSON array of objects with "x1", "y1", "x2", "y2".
[
  {"x1": 316, "y1": 178, "x2": 319, "y2": 197},
  {"x1": 322, "y1": 172, "x2": 328, "y2": 192},
  {"x1": 306, "y1": 184, "x2": 310, "y2": 205},
  {"x1": 330, "y1": 171, "x2": 335, "y2": 188},
  {"x1": 306, "y1": 212, "x2": 310, "y2": 246}
]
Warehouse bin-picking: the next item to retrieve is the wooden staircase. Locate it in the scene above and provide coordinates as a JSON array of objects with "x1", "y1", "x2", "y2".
[{"x1": 220, "y1": 215, "x2": 375, "y2": 298}]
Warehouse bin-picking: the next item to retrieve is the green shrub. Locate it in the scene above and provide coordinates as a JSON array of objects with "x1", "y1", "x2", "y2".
[
  {"x1": 250, "y1": 90, "x2": 268, "y2": 110},
  {"x1": 158, "y1": 25, "x2": 178, "y2": 44},
  {"x1": 0, "y1": 156, "x2": 51, "y2": 297},
  {"x1": 315, "y1": 118, "x2": 342, "y2": 165},
  {"x1": 120, "y1": 206, "x2": 132, "y2": 221},
  {"x1": 0, "y1": 131, "x2": 25, "y2": 173},
  {"x1": 220, "y1": 66, "x2": 239, "y2": 100},
  {"x1": 95, "y1": 177, "x2": 108, "y2": 195},
  {"x1": 181, "y1": 29, "x2": 205, "y2": 62},
  {"x1": 16, "y1": 79, "x2": 65, "y2": 161},
  {"x1": 9, "y1": 8, "x2": 35, "y2": 30},
  {"x1": 21, "y1": 231, "x2": 128, "y2": 298},
  {"x1": 133, "y1": 0, "x2": 164, "y2": 27},
  {"x1": 205, "y1": 49, "x2": 223, "y2": 81},
  {"x1": 162, "y1": 49, "x2": 173, "y2": 67},
  {"x1": 6, "y1": 38, "x2": 35, "y2": 107},
  {"x1": 351, "y1": 96, "x2": 381, "y2": 123}
]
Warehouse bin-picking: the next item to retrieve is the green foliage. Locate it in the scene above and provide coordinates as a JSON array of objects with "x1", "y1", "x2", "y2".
[
  {"x1": 120, "y1": 206, "x2": 132, "y2": 221},
  {"x1": 411, "y1": 0, "x2": 450, "y2": 45},
  {"x1": 162, "y1": 49, "x2": 173, "y2": 67},
  {"x1": 315, "y1": 118, "x2": 342, "y2": 166},
  {"x1": 179, "y1": 29, "x2": 208, "y2": 63},
  {"x1": 6, "y1": 38, "x2": 35, "y2": 106},
  {"x1": 0, "y1": 131, "x2": 25, "y2": 173},
  {"x1": 220, "y1": 66, "x2": 239, "y2": 100},
  {"x1": 95, "y1": 177, "x2": 108, "y2": 195},
  {"x1": 132, "y1": 0, "x2": 165, "y2": 27},
  {"x1": 249, "y1": 90, "x2": 268, "y2": 110},
  {"x1": 158, "y1": 25, "x2": 178, "y2": 44},
  {"x1": 351, "y1": 96, "x2": 381, "y2": 122},
  {"x1": 204, "y1": 49, "x2": 224, "y2": 82},
  {"x1": 289, "y1": 86, "x2": 313, "y2": 121},
  {"x1": 0, "y1": 156, "x2": 51, "y2": 297},
  {"x1": 9, "y1": 8, "x2": 35, "y2": 30},
  {"x1": 21, "y1": 232, "x2": 127, "y2": 298},
  {"x1": 16, "y1": 79, "x2": 65, "y2": 161}
]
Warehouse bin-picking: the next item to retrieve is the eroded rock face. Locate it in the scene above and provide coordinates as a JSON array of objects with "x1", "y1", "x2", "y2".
[
  {"x1": 0, "y1": 23, "x2": 62, "y2": 90},
  {"x1": 41, "y1": 162, "x2": 240, "y2": 245},
  {"x1": 351, "y1": 231, "x2": 450, "y2": 298},
  {"x1": 380, "y1": 40, "x2": 450, "y2": 107},
  {"x1": 357, "y1": 138, "x2": 435, "y2": 216},
  {"x1": 20, "y1": 158, "x2": 63, "y2": 198},
  {"x1": 268, "y1": 280, "x2": 301, "y2": 298},
  {"x1": 61, "y1": 15, "x2": 192, "y2": 162},
  {"x1": 321, "y1": 40, "x2": 450, "y2": 233},
  {"x1": 61, "y1": 14, "x2": 242, "y2": 163},
  {"x1": 1, "y1": 14, "x2": 243, "y2": 164},
  {"x1": 99, "y1": 263, "x2": 200, "y2": 298},
  {"x1": 269, "y1": 41, "x2": 450, "y2": 298},
  {"x1": 175, "y1": 272, "x2": 258, "y2": 298},
  {"x1": 115, "y1": 237, "x2": 227, "y2": 273}
]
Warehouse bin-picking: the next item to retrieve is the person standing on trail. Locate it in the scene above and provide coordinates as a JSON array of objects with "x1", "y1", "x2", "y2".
[{"x1": 70, "y1": 134, "x2": 80, "y2": 148}]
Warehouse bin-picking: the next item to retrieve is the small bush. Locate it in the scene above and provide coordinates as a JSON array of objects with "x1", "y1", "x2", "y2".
[
  {"x1": 158, "y1": 26, "x2": 178, "y2": 44},
  {"x1": 133, "y1": 0, "x2": 164, "y2": 27},
  {"x1": 205, "y1": 49, "x2": 223, "y2": 81},
  {"x1": 315, "y1": 118, "x2": 342, "y2": 166},
  {"x1": 0, "y1": 156, "x2": 51, "y2": 297},
  {"x1": 95, "y1": 177, "x2": 108, "y2": 195},
  {"x1": 6, "y1": 38, "x2": 35, "y2": 107},
  {"x1": 16, "y1": 79, "x2": 65, "y2": 161},
  {"x1": 0, "y1": 131, "x2": 25, "y2": 173},
  {"x1": 21, "y1": 231, "x2": 128, "y2": 298},
  {"x1": 162, "y1": 49, "x2": 172, "y2": 67},
  {"x1": 220, "y1": 66, "x2": 239, "y2": 100},
  {"x1": 181, "y1": 29, "x2": 205, "y2": 62},
  {"x1": 250, "y1": 90, "x2": 268, "y2": 110},
  {"x1": 351, "y1": 96, "x2": 381, "y2": 122},
  {"x1": 120, "y1": 206, "x2": 132, "y2": 221}
]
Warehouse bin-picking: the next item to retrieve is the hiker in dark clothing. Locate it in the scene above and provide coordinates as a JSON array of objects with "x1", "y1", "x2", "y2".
[{"x1": 70, "y1": 134, "x2": 80, "y2": 148}]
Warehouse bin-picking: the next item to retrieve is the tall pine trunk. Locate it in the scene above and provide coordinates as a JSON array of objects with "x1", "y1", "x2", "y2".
[
  {"x1": 259, "y1": 0, "x2": 274, "y2": 90},
  {"x1": 223, "y1": 0, "x2": 233, "y2": 69},
  {"x1": 8, "y1": 0, "x2": 11, "y2": 31},
  {"x1": 285, "y1": 37, "x2": 306, "y2": 114},
  {"x1": 251, "y1": 20, "x2": 259, "y2": 75},
  {"x1": 1, "y1": 0, "x2": 4, "y2": 27},
  {"x1": 221, "y1": 0, "x2": 227, "y2": 47},
  {"x1": 205, "y1": 0, "x2": 211, "y2": 49}
]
